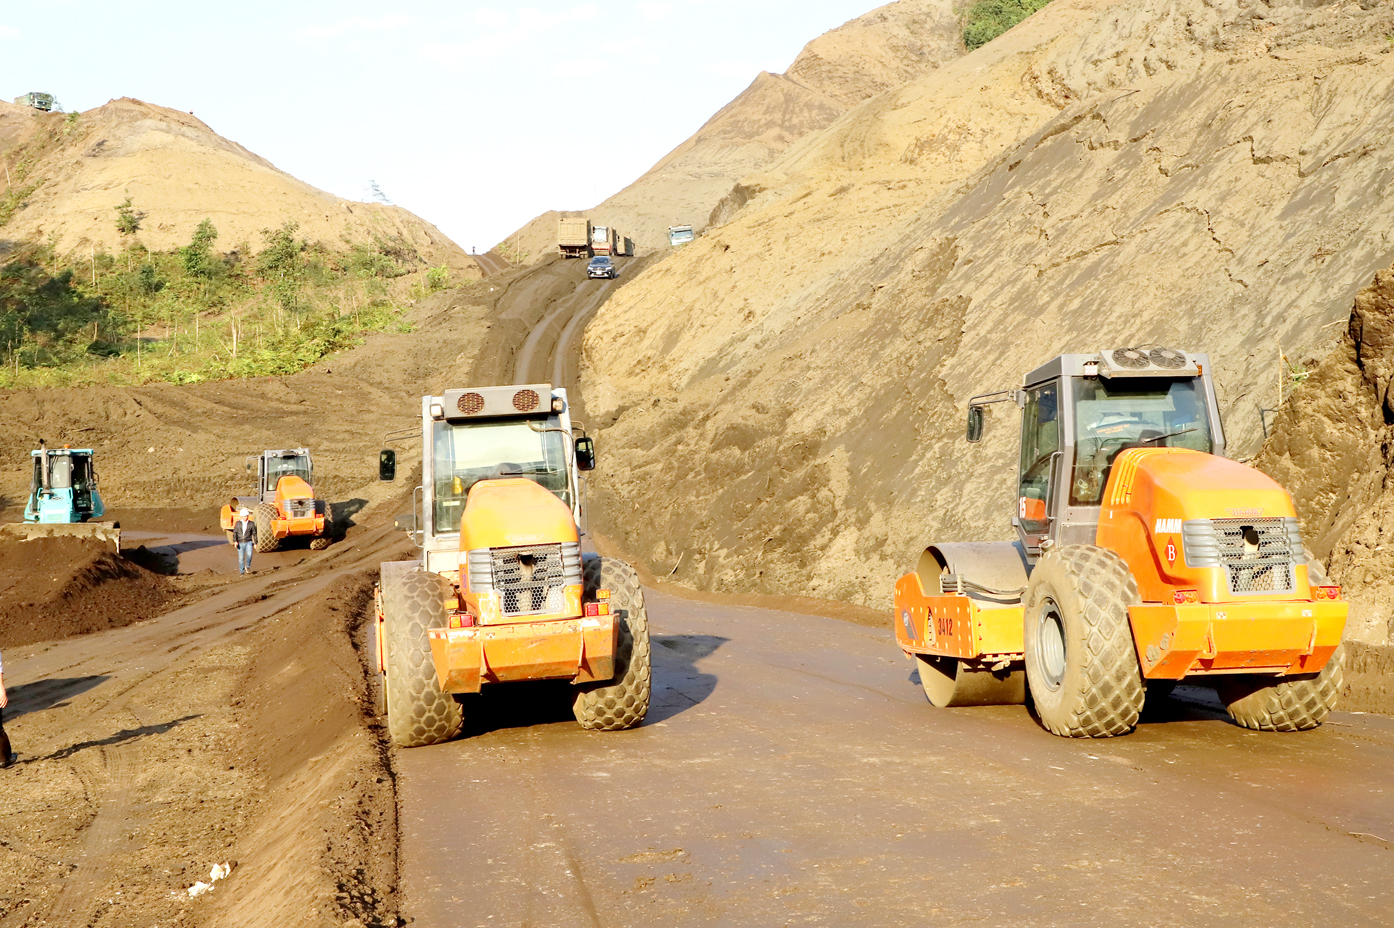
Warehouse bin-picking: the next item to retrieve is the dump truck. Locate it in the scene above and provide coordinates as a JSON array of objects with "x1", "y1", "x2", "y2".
[
  {"x1": 893, "y1": 347, "x2": 1346, "y2": 737},
  {"x1": 219, "y1": 448, "x2": 333, "y2": 552},
  {"x1": 591, "y1": 224, "x2": 619, "y2": 256},
  {"x1": 668, "y1": 225, "x2": 694, "y2": 247},
  {"x1": 557, "y1": 217, "x2": 591, "y2": 258},
  {"x1": 373, "y1": 383, "x2": 650, "y2": 747},
  {"x1": 13, "y1": 92, "x2": 54, "y2": 111},
  {"x1": 620, "y1": 236, "x2": 635, "y2": 257},
  {"x1": 0, "y1": 442, "x2": 120, "y2": 548}
]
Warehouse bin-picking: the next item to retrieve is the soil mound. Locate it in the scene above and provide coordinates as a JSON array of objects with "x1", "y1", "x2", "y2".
[
  {"x1": 0, "y1": 96, "x2": 478, "y2": 279},
  {"x1": 500, "y1": 0, "x2": 965, "y2": 257},
  {"x1": 0, "y1": 534, "x2": 173, "y2": 648}
]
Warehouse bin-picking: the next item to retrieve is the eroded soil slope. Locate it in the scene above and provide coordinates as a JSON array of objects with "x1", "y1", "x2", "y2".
[
  {"x1": 501, "y1": 0, "x2": 965, "y2": 258},
  {"x1": 580, "y1": 0, "x2": 1394, "y2": 635}
]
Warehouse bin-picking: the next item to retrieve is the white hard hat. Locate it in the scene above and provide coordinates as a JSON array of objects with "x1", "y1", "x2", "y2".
[{"x1": 239, "y1": 508, "x2": 250, "y2": 517}]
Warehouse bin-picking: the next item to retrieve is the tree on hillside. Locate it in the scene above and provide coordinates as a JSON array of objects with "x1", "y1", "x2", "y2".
[
  {"x1": 114, "y1": 196, "x2": 144, "y2": 236},
  {"x1": 180, "y1": 219, "x2": 221, "y2": 280},
  {"x1": 256, "y1": 221, "x2": 308, "y2": 314}
]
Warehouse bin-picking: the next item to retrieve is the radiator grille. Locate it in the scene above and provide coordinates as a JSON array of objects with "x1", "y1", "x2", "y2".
[
  {"x1": 286, "y1": 497, "x2": 315, "y2": 518},
  {"x1": 468, "y1": 542, "x2": 581, "y2": 617},
  {"x1": 1212, "y1": 518, "x2": 1294, "y2": 595}
]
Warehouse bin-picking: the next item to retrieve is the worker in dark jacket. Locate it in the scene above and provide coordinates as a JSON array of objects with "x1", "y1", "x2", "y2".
[
  {"x1": 232, "y1": 508, "x2": 257, "y2": 575},
  {"x1": 1, "y1": 648, "x2": 12, "y2": 767}
]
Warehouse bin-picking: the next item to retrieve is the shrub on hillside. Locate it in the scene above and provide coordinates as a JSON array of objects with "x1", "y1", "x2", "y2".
[{"x1": 963, "y1": 0, "x2": 1052, "y2": 51}]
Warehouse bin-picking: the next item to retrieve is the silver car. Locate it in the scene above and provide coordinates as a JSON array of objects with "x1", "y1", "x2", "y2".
[{"x1": 587, "y1": 256, "x2": 617, "y2": 279}]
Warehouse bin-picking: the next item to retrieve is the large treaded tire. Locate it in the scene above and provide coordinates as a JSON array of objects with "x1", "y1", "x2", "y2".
[
  {"x1": 253, "y1": 503, "x2": 280, "y2": 553},
  {"x1": 572, "y1": 556, "x2": 651, "y2": 731},
  {"x1": 309, "y1": 511, "x2": 333, "y2": 550},
  {"x1": 1217, "y1": 555, "x2": 1343, "y2": 731},
  {"x1": 381, "y1": 568, "x2": 463, "y2": 747},
  {"x1": 1023, "y1": 545, "x2": 1144, "y2": 738}
]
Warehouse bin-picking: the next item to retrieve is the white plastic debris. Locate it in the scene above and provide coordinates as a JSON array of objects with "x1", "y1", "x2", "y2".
[{"x1": 185, "y1": 862, "x2": 234, "y2": 897}]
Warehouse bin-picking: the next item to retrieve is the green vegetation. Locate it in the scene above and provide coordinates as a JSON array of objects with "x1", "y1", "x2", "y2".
[
  {"x1": 962, "y1": 0, "x2": 1052, "y2": 51},
  {"x1": 0, "y1": 220, "x2": 438, "y2": 388},
  {"x1": 114, "y1": 196, "x2": 143, "y2": 235}
]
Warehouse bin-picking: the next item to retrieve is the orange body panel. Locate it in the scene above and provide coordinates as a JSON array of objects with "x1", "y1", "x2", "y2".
[
  {"x1": 893, "y1": 571, "x2": 1024, "y2": 659},
  {"x1": 218, "y1": 477, "x2": 326, "y2": 538},
  {"x1": 1097, "y1": 449, "x2": 1298, "y2": 603},
  {"x1": 1097, "y1": 448, "x2": 1346, "y2": 677},
  {"x1": 894, "y1": 448, "x2": 1346, "y2": 682},
  {"x1": 427, "y1": 616, "x2": 617, "y2": 693},
  {"x1": 1129, "y1": 600, "x2": 1344, "y2": 678},
  {"x1": 460, "y1": 478, "x2": 578, "y2": 551},
  {"x1": 271, "y1": 475, "x2": 325, "y2": 538}
]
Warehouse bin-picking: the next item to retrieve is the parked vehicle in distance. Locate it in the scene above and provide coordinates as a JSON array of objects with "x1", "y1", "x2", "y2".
[
  {"x1": 587, "y1": 256, "x2": 618, "y2": 279},
  {"x1": 591, "y1": 224, "x2": 619, "y2": 256},
  {"x1": 668, "y1": 225, "x2": 694, "y2": 246},
  {"x1": 557, "y1": 217, "x2": 592, "y2": 258},
  {"x1": 13, "y1": 92, "x2": 55, "y2": 111}
]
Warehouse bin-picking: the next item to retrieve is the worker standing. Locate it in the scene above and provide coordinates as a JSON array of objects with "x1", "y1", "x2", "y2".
[
  {"x1": 0, "y1": 648, "x2": 12, "y2": 768},
  {"x1": 232, "y1": 507, "x2": 257, "y2": 575}
]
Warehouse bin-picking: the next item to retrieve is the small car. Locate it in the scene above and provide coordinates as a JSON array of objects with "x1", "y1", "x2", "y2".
[{"x1": 587, "y1": 256, "x2": 618, "y2": 279}]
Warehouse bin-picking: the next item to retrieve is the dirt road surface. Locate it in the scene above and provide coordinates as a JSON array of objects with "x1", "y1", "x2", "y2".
[{"x1": 396, "y1": 591, "x2": 1394, "y2": 927}]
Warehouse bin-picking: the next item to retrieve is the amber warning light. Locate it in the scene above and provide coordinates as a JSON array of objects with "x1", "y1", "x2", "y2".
[
  {"x1": 1312, "y1": 585, "x2": 1342, "y2": 601},
  {"x1": 1172, "y1": 589, "x2": 1200, "y2": 605}
]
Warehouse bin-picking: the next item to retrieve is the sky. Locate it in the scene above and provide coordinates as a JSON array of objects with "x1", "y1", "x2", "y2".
[{"x1": 1, "y1": 1, "x2": 881, "y2": 251}]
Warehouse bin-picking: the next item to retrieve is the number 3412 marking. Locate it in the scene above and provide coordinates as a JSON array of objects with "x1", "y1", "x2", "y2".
[{"x1": 935, "y1": 615, "x2": 954, "y2": 638}]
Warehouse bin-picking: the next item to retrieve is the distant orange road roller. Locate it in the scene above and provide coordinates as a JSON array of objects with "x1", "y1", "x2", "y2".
[{"x1": 893, "y1": 348, "x2": 1345, "y2": 737}]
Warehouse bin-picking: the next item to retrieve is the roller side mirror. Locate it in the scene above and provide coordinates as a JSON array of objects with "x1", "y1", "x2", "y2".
[
  {"x1": 379, "y1": 449, "x2": 397, "y2": 481},
  {"x1": 575, "y1": 436, "x2": 596, "y2": 471},
  {"x1": 966, "y1": 406, "x2": 984, "y2": 443}
]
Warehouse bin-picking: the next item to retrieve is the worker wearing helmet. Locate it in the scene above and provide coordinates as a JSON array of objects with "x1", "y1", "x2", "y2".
[{"x1": 232, "y1": 508, "x2": 257, "y2": 575}]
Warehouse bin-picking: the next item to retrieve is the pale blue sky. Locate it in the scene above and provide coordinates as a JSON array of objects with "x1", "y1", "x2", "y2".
[{"x1": 2, "y1": 1, "x2": 879, "y2": 251}]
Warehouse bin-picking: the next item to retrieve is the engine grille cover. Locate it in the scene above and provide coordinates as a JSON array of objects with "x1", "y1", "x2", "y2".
[
  {"x1": 1212, "y1": 518, "x2": 1295, "y2": 595},
  {"x1": 286, "y1": 497, "x2": 315, "y2": 518},
  {"x1": 469, "y1": 542, "x2": 582, "y2": 618}
]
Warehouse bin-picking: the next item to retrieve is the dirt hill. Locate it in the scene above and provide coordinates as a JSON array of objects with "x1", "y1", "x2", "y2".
[
  {"x1": 578, "y1": 0, "x2": 1394, "y2": 645},
  {"x1": 500, "y1": 0, "x2": 965, "y2": 259},
  {"x1": 0, "y1": 97, "x2": 477, "y2": 278}
]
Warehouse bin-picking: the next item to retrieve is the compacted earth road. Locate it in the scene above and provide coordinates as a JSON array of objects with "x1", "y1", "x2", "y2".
[{"x1": 395, "y1": 589, "x2": 1394, "y2": 927}]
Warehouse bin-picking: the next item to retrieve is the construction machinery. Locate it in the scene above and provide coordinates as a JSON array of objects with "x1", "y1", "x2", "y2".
[
  {"x1": 0, "y1": 441, "x2": 120, "y2": 548},
  {"x1": 893, "y1": 348, "x2": 1346, "y2": 737},
  {"x1": 219, "y1": 448, "x2": 333, "y2": 552},
  {"x1": 557, "y1": 217, "x2": 592, "y2": 259},
  {"x1": 668, "y1": 225, "x2": 694, "y2": 246},
  {"x1": 591, "y1": 224, "x2": 619, "y2": 256},
  {"x1": 13, "y1": 92, "x2": 54, "y2": 111},
  {"x1": 373, "y1": 383, "x2": 650, "y2": 747}
]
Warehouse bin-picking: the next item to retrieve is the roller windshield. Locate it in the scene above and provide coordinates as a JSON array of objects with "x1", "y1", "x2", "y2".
[
  {"x1": 432, "y1": 417, "x2": 572, "y2": 531},
  {"x1": 268, "y1": 454, "x2": 311, "y2": 484},
  {"x1": 1070, "y1": 377, "x2": 1213, "y2": 505}
]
